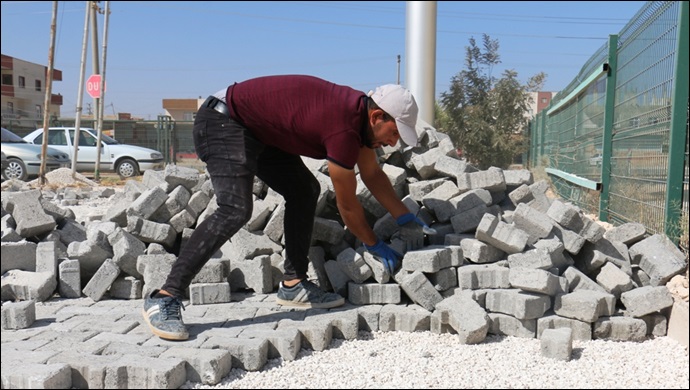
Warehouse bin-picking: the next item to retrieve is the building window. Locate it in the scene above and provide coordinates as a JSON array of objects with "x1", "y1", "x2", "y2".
[
  {"x1": 183, "y1": 112, "x2": 195, "y2": 121},
  {"x1": 35, "y1": 80, "x2": 42, "y2": 92},
  {"x1": 18, "y1": 76, "x2": 25, "y2": 88},
  {"x1": 541, "y1": 98, "x2": 548, "y2": 104},
  {"x1": 1, "y1": 74, "x2": 12, "y2": 86},
  {"x1": 35, "y1": 104, "x2": 42, "y2": 118}
]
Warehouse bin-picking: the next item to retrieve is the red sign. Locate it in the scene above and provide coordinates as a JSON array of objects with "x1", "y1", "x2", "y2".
[{"x1": 86, "y1": 74, "x2": 103, "y2": 98}]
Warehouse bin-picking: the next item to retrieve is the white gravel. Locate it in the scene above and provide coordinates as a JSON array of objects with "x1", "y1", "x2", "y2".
[{"x1": 181, "y1": 331, "x2": 689, "y2": 389}]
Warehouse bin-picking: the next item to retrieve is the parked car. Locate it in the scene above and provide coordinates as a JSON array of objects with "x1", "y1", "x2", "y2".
[
  {"x1": 1, "y1": 127, "x2": 71, "y2": 181},
  {"x1": 23, "y1": 127, "x2": 165, "y2": 178}
]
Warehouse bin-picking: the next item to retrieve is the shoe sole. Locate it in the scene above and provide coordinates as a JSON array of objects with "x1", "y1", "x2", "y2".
[
  {"x1": 276, "y1": 296, "x2": 345, "y2": 309},
  {"x1": 141, "y1": 309, "x2": 189, "y2": 341}
]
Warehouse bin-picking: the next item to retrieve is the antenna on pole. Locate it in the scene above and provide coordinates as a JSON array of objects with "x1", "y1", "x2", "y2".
[{"x1": 396, "y1": 54, "x2": 401, "y2": 85}]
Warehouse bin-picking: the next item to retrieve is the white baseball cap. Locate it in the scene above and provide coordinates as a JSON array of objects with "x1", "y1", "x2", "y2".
[{"x1": 368, "y1": 84, "x2": 419, "y2": 147}]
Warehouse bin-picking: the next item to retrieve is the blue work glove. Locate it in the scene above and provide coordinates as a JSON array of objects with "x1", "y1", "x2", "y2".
[
  {"x1": 396, "y1": 212, "x2": 437, "y2": 251},
  {"x1": 364, "y1": 239, "x2": 403, "y2": 275}
]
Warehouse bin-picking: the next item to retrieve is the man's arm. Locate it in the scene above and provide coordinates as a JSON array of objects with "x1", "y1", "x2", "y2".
[
  {"x1": 327, "y1": 158, "x2": 379, "y2": 246},
  {"x1": 356, "y1": 147, "x2": 409, "y2": 218}
]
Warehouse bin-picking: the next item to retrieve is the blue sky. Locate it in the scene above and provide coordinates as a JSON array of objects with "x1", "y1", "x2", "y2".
[{"x1": 1, "y1": 1, "x2": 648, "y2": 120}]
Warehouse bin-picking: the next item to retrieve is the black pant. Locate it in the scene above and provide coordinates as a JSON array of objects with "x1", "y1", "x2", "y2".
[{"x1": 162, "y1": 105, "x2": 320, "y2": 298}]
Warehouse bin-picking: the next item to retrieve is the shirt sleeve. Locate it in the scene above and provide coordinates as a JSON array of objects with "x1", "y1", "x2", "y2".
[{"x1": 323, "y1": 130, "x2": 361, "y2": 170}]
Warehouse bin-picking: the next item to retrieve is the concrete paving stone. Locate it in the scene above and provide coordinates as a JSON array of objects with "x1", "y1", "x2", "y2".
[
  {"x1": 277, "y1": 317, "x2": 334, "y2": 352},
  {"x1": 101, "y1": 341, "x2": 169, "y2": 357},
  {"x1": 160, "y1": 346, "x2": 233, "y2": 385},
  {"x1": 109, "y1": 354, "x2": 187, "y2": 389},
  {"x1": 0, "y1": 361, "x2": 72, "y2": 389},
  {"x1": 200, "y1": 336, "x2": 269, "y2": 371}
]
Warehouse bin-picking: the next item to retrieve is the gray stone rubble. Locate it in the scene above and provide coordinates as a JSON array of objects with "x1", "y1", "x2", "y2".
[{"x1": 1, "y1": 128, "x2": 686, "y2": 388}]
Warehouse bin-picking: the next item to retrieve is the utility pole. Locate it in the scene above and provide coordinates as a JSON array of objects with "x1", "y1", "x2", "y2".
[
  {"x1": 39, "y1": 1, "x2": 58, "y2": 186},
  {"x1": 72, "y1": 1, "x2": 91, "y2": 178},
  {"x1": 396, "y1": 55, "x2": 401, "y2": 85},
  {"x1": 94, "y1": 0, "x2": 110, "y2": 181}
]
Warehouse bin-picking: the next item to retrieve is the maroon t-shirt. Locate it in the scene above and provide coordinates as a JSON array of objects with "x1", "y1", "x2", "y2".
[{"x1": 226, "y1": 75, "x2": 367, "y2": 170}]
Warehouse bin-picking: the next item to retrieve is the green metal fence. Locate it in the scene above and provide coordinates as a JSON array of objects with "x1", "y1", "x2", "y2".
[{"x1": 528, "y1": 1, "x2": 688, "y2": 248}]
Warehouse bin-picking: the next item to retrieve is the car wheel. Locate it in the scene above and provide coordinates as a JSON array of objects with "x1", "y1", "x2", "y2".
[
  {"x1": 4, "y1": 158, "x2": 28, "y2": 181},
  {"x1": 116, "y1": 158, "x2": 139, "y2": 178}
]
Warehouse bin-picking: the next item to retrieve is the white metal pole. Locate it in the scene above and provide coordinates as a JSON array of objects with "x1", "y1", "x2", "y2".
[
  {"x1": 72, "y1": 1, "x2": 91, "y2": 177},
  {"x1": 95, "y1": 0, "x2": 110, "y2": 181},
  {"x1": 405, "y1": 1, "x2": 437, "y2": 126},
  {"x1": 39, "y1": 1, "x2": 59, "y2": 185}
]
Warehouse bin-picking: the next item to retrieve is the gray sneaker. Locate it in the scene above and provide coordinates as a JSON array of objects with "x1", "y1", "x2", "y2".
[
  {"x1": 276, "y1": 280, "x2": 345, "y2": 309},
  {"x1": 142, "y1": 290, "x2": 189, "y2": 340}
]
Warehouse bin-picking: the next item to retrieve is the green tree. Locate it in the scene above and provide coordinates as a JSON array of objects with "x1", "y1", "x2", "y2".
[{"x1": 439, "y1": 34, "x2": 545, "y2": 169}]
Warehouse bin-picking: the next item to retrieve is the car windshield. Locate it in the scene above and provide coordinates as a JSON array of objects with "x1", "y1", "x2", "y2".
[
  {"x1": 1, "y1": 128, "x2": 28, "y2": 143},
  {"x1": 80, "y1": 129, "x2": 120, "y2": 145}
]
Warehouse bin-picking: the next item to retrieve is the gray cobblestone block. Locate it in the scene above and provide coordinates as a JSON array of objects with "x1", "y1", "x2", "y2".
[
  {"x1": 336, "y1": 247, "x2": 373, "y2": 284},
  {"x1": 428, "y1": 266, "x2": 458, "y2": 291},
  {"x1": 562, "y1": 266, "x2": 607, "y2": 293},
  {"x1": 411, "y1": 147, "x2": 445, "y2": 179},
  {"x1": 640, "y1": 312, "x2": 667, "y2": 337},
  {"x1": 379, "y1": 303, "x2": 431, "y2": 332},
  {"x1": 595, "y1": 262, "x2": 634, "y2": 299},
  {"x1": 450, "y1": 203, "x2": 489, "y2": 234},
  {"x1": 507, "y1": 248, "x2": 555, "y2": 270},
  {"x1": 35, "y1": 241, "x2": 58, "y2": 277},
  {"x1": 229, "y1": 256, "x2": 273, "y2": 294},
  {"x1": 109, "y1": 228, "x2": 146, "y2": 279},
  {"x1": 66, "y1": 240, "x2": 112, "y2": 282},
  {"x1": 108, "y1": 354, "x2": 187, "y2": 389},
  {"x1": 485, "y1": 289, "x2": 551, "y2": 320},
  {"x1": 348, "y1": 282, "x2": 400, "y2": 304},
  {"x1": 150, "y1": 185, "x2": 192, "y2": 223},
  {"x1": 509, "y1": 267, "x2": 563, "y2": 296},
  {"x1": 186, "y1": 191, "x2": 211, "y2": 220},
  {"x1": 1, "y1": 240, "x2": 37, "y2": 273},
  {"x1": 191, "y1": 259, "x2": 225, "y2": 284},
  {"x1": 508, "y1": 184, "x2": 534, "y2": 206},
  {"x1": 58, "y1": 259, "x2": 81, "y2": 298},
  {"x1": 139, "y1": 253, "x2": 177, "y2": 297},
  {"x1": 360, "y1": 251, "x2": 391, "y2": 284},
  {"x1": 168, "y1": 209, "x2": 197, "y2": 233},
  {"x1": 488, "y1": 312, "x2": 537, "y2": 338},
  {"x1": 103, "y1": 197, "x2": 131, "y2": 227},
  {"x1": 512, "y1": 203, "x2": 554, "y2": 245},
  {"x1": 537, "y1": 313, "x2": 592, "y2": 340},
  {"x1": 0, "y1": 361, "x2": 72, "y2": 389},
  {"x1": 1, "y1": 299, "x2": 36, "y2": 329},
  {"x1": 1, "y1": 270, "x2": 57, "y2": 302},
  {"x1": 397, "y1": 270, "x2": 443, "y2": 311},
  {"x1": 196, "y1": 194, "x2": 219, "y2": 225},
  {"x1": 164, "y1": 164, "x2": 201, "y2": 191},
  {"x1": 457, "y1": 167, "x2": 506, "y2": 193},
  {"x1": 40, "y1": 198, "x2": 75, "y2": 223},
  {"x1": 127, "y1": 186, "x2": 168, "y2": 220},
  {"x1": 603, "y1": 222, "x2": 647, "y2": 245},
  {"x1": 503, "y1": 169, "x2": 533, "y2": 188},
  {"x1": 57, "y1": 218, "x2": 87, "y2": 246},
  {"x1": 407, "y1": 178, "x2": 449, "y2": 203},
  {"x1": 593, "y1": 316, "x2": 647, "y2": 341},
  {"x1": 324, "y1": 259, "x2": 350, "y2": 297},
  {"x1": 550, "y1": 224, "x2": 586, "y2": 255},
  {"x1": 457, "y1": 264, "x2": 510, "y2": 290},
  {"x1": 161, "y1": 347, "x2": 232, "y2": 385},
  {"x1": 436, "y1": 295, "x2": 491, "y2": 344},
  {"x1": 629, "y1": 234, "x2": 687, "y2": 286},
  {"x1": 444, "y1": 233, "x2": 474, "y2": 246},
  {"x1": 421, "y1": 181, "x2": 461, "y2": 222},
  {"x1": 5, "y1": 190, "x2": 56, "y2": 238},
  {"x1": 202, "y1": 336, "x2": 268, "y2": 372},
  {"x1": 402, "y1": 246, "x2": 452, "y2": 273},
  {"x1": 143, "y1": 168, "x2": 168, "y2": 190},
  {"x1": 241, "y1": 327, "x2": 302, "y2": 361},
  {"x1": 109, "y1": 275, "x2": 142, "y2": 299},
  {"x1": 306, "y1": 246, "x2": 332, "y2": 291},
  {"x1": 311, "y1": 217, "x2": 345, "y2": 245},
  {"x1": 262, "y1": 200, "x2": 285, "y2": 244},
  {"x1": 82, "y1": 259, "x2": 121, "y2": 301},
  {"x1": 553, "y1": 290, "x2": 613, "y2": 322},
  {"x1": 547, "y1": 199, "x2": 584, "y2": 231},
  {"x1": 220, "y1": 228, "x2": 281, "y2": 261},
  {"x1": 620, "y1": 285, "x2": 674, "y2": 317},
  {"x1": 476, "y1": 213, "x2": 528, "y2": 254},
  {"x1": 540, "y1": 328, "x2": 572, "y2": 361},
  {"x1": 277, "y1": 317, "x2": 333, "y2": 352},
  {"x1": 126, "y1": 215, "x2": 176, "y2": 249},
  {"x1": 356, "y1": 304, "x2": 382, "y2": 331},
  {"x1": 435, "y1": 155, "x2": 471, "y2": 178},
  {"x1": 461, "y1": 238, "x2": 505, "y2": 264},
  {"x1": 308, "y1": 308, "x2": 360, "y2": 340},
  {"x1": 189, "y1": 282, "x2": 231, "y2": 305}
]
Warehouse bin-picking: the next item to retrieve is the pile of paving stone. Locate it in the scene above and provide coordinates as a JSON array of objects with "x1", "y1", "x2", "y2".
[{"x1": 1, "y1": 127, "x2": 687, "y2": 385}]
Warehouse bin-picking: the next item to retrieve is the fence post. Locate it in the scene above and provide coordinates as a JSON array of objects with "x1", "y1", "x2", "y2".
[
  {"x1": 599, "y1": 34, "x2": 618, "y2": 223},
  {"x1": 665, "y1": 1, "x2": 689, "y2": 243}
]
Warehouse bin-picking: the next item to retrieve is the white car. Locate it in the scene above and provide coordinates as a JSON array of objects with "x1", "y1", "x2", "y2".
[{"x1": 24, "y1": 127, "x2": 165, "y2": 178}]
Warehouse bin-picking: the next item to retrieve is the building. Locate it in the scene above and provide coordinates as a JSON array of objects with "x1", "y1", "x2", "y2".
[
  {"x1": 527, "y1": 91, "x2": 555, "y2": 118},
  {"x1": 161, "y1": 97, "x2": 205, "y2": 122},
  {"x1": 1, "y1": 54, "x2": 63, "y2": 129}
]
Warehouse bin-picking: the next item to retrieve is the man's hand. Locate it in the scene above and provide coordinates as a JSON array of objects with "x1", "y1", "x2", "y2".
[
  {"x1": 364, "y1": 239, "x2": 403, "y2": 275},
  {"x1": 396, "y1": 212, "x2": 437, "y2": 252}
]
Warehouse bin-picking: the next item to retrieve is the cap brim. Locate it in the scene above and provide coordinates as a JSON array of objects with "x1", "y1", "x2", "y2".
[{"x1": 396, "y1": 119, "x2": 418, "y2": 147}]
